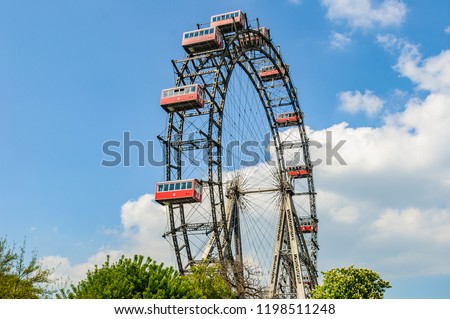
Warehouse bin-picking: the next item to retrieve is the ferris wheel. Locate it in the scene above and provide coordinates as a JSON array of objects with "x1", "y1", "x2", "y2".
[{"x1": 155, "y1": 10, "x2": 318, "y2": 299}]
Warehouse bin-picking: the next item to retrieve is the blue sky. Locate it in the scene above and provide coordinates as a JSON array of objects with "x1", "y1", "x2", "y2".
[{"x1": 1, "y1": 0, "x2": 450, "y2": 298}]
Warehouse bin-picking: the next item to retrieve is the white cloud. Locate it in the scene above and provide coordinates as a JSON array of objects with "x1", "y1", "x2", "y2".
[
  {"x1": 372, "y1": 207, "x2": 450, "y2": 246},
  {"x1": 330, "y1": 31, "x2": 352, "y2": 49},
  {"x1": 330, "y1": 206, "x2": 361, "y2": 223},
  {"x1": 377, "y1": 34, "x2": 450, "y2": 94},
  {"x1": 321, "y1": 0, "x2": 407, "y2": 29},
  {"x1": 41, "y1": 250, "x2": 124, "y2": 286},
  {"x1": 365, "y1": 207, "x2": 450, "y2": 276},
  {"x1": 376, "y1": 33, "x2": 404, "y2": 51},
  {"x1": 445, "y1": 26, "x2": 450, "y2": 34},
  {"x1": 396, "y1": 48, "x2": 450, "y2": 94},
  {"x1": 392, "y1": 88, "x2": 408, "y2": 98},
  {"x1": 119, "y1": 193, "x2": 170, "y2": 263},
  {"x1": 313, "y1": 93, "x2": 450, "y2": 178},
  {"x1": 338, "y1": 90, "x2": 384, "y2": 116}
]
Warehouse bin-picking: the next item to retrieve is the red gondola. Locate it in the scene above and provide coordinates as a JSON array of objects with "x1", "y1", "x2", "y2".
[
  {"x1": 182, "y1": 27, "x2": 223, "y2": 54},
  {"x1": 210, "y1": 10, "x2": 246, "y2": 33},
  {"x1": 287, "y1": 165, "x2": 311, "y2": 178},
  {"x1": 276, "y1": 112, "x2": 302, "y2": 126},
  {"x1": 240, "y1": 27, "x2": 270, "y2": 48},
  {"x1": 259, "y1": 64, "x2": 288, "y2": 81},
  {"x1": 155, "y1": 179, "x2": 203, "y2": 205},
  {"x1": 160, "y1": 84, "x2": 205, "y2": 112},
  {"x1": 299, "y1": 225, "x2": 318, "y2": 233}
]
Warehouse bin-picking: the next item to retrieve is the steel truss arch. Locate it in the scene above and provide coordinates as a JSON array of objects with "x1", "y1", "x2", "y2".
[{"x1": 159, "y1": 23, "x2": 318, "y2": 298}]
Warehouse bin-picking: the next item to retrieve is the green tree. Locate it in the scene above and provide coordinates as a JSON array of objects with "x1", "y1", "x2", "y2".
[
  {"x1": 0, "y1": 237, "x2": 54, "y2": 298},
  {"x1": 186, "y1": 262, "x2": 235, "y2": 298},
  {"x1": 311, "y1": 266, "x2": 391, "y2": 299},
  {"x1": 61, "y1": 255, "x2": 234, "y2": 299}
]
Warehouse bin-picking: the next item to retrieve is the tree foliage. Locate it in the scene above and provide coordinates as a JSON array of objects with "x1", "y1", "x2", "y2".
[
  {"x1": 61, "y1": 255, "x2": 235, "y2": 299},
  {"x1": 185, "y1": 261, "x2": 235, "y2": 298},
  {"x1": 311, "y1": 266, "x2": 391, "y2": 299},
  {"x1": 0, "y1": 237, "x2": 54, "y2": 298}
]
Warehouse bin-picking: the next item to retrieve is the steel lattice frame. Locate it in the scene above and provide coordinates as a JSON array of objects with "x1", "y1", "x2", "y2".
[{"x1": 159, "y1": 18, "x2": 318, "y2": 298}]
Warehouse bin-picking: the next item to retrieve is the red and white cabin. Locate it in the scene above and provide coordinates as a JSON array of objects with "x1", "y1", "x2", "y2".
[
  {"x1": 260, "y1": 64, "x2": 289, "y2": 81},
  {"x1": 182, "y1": 27, "x2": 223, "y2": 54},
  {"x1": 155, "y1": 179, "x2": 203, "y2": 205},
  {"x1": 276, "y1": 112, "x2": 302, "y2": 126},
  {"x1": 287, "y1": 165, "x2": 311, "y2": 178},
  {"x1": 160, "y1": 84, "x2": 205, "y2": 112},
  {"x1": 257, "y1": 27, "x2": 270, "y2": 39},
  {"x1": 299, "y1": 225, "x2": 318, "y2": 233},
  {"x1": 210, "y1": 10, "x2": 246, "y2": 33},
  {"x1": 240, "y1": 27, "x2": 270, "y2": 48}
]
